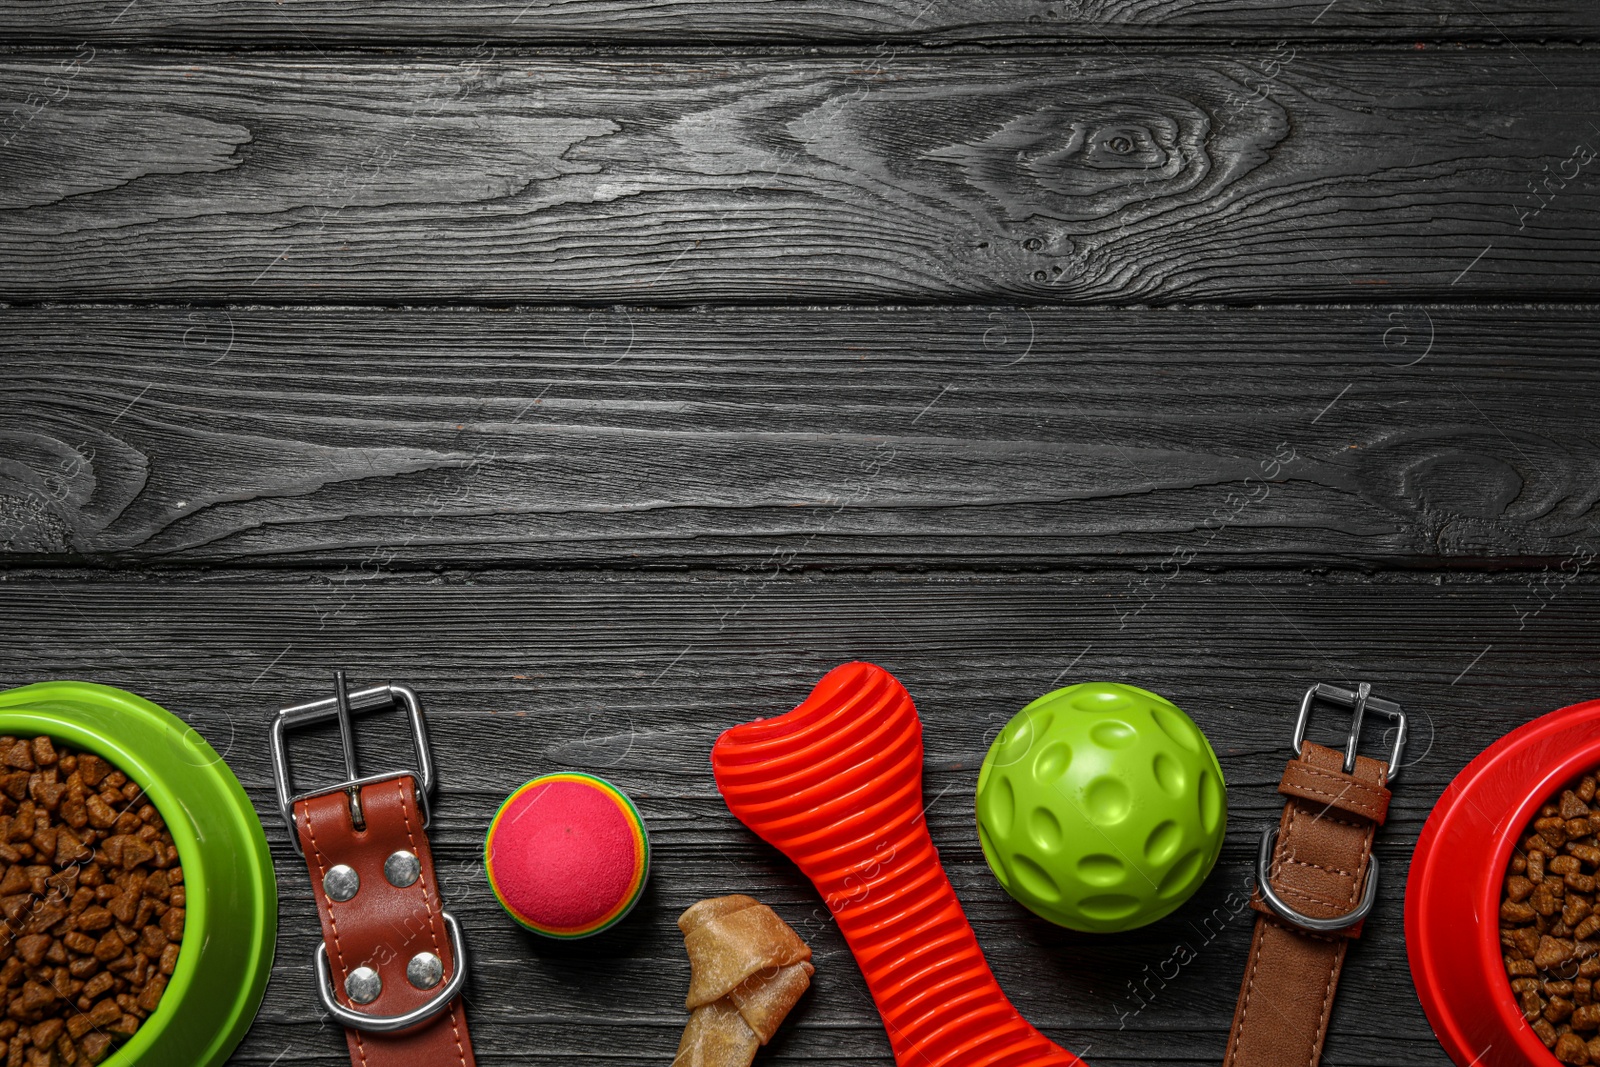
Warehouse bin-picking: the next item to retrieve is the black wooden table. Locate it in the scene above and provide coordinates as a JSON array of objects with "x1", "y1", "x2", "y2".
[{"x1": 3, "y1": 4, "x2": 1599, "y2": 1064}]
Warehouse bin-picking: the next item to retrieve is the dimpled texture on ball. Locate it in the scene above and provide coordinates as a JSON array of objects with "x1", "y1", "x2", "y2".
[{"x1": 976, "y1": 681, "x2": 1226, "y2": 933}]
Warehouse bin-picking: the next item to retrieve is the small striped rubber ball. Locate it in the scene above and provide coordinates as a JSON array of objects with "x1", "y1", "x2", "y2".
[{"x1": 485, "y1": 772, "x2": 650, "y2": 938}]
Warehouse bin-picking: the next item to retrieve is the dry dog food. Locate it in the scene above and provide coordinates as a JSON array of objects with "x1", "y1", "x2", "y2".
[
  {"x1": 1502, "y1": 772, "x2": 1600, "y2": 1064},
  {"x1": 0, "y1": 736, "x2": 182, "y2": 1067}
]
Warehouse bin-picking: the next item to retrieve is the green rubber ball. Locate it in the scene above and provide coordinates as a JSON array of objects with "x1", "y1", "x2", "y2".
[{"x1": 976, "y1": 681, "x2": 1227, "y2": 933}]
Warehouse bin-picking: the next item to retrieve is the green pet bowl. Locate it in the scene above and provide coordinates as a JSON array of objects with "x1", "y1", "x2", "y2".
[{"x1": 0, "y1": 682, "x2": 276, "y2": 1067}]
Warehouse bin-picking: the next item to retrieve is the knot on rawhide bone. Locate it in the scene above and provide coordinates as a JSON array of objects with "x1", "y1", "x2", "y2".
[
  {"x1": 710, "y1": 662, "x2": 1084, "y2": 1067},
  {"x1": 674, "y1": 896, "x2": 813, "y2": 1067}
]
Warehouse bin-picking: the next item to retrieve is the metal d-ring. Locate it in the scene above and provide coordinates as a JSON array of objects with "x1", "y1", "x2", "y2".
[
  {"x1": 1256, "y1": 827, "x2": 1378, "y2": 933},
  {"x1": 315, "y1": 912, "x2": 469, "y2": 1033}
]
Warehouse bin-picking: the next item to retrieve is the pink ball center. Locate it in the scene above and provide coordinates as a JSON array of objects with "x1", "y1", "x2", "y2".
[{"x1": 488, "y1": 779, "x2": 640, "y2": 931}]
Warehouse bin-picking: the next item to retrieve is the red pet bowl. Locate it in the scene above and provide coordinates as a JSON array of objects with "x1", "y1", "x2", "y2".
[{"x1": 1407, "y1": 698, "x2": 1600, "y2": 1067}]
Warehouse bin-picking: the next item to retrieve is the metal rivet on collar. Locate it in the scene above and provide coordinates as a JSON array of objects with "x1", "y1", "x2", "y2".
[
  {"x1": 324, "y1": 864, "x2": 360, "y2": 902},
  {"x1": 385, "y1": 850, "x2": 421, "y2": 889},
  {"x1": 345, "y1": 966, "x2": 382, "y2": 1005},
  {"x1": 407, "y1": 952, "x2": 444, "y2": 990}
]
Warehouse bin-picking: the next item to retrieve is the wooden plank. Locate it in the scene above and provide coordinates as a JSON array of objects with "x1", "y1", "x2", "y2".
[
  {"x1": 3, "y1": 0, "x2": 1596, "y2": 46},
  {"x1": 2, "y1": 305, "x2": 1597, "y2": 568},
  {"x1": 0, "y1": 568, "x2": 1592, "y2": 1064},
  {"x1": 2, "y1": 51, "x2": 1598, "y2": 304}
]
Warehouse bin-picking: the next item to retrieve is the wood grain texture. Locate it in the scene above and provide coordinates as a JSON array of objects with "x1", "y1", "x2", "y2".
[
  {"x1": 3, "y1": 0, "x2": 1597, "y2": 46},
  {"x1": 3, "y1": 305, "x2": 1598, "y2": 568},
  {"x1": 1, "y1": 568, "x2": 1595, "y2": 1065},
  {"x1": 2, "y1": 51, "x2": 1598, "y2": 304}
]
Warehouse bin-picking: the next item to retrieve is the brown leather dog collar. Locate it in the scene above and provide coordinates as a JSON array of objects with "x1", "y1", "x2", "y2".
[
  {"x1": 272, "y1": 674, "x2": 477, "y2": 1067},
  {"x1": 1224, "y1": 683, "x2": 1405, "y2": 1067}
]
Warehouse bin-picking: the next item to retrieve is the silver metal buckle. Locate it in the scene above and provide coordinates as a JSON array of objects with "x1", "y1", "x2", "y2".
[
  {"x1": 1258, "y1": 681, "x2": 1404, "y2": 933},
  {"x1": 1292, "y1": 681, "x2": 1406, "y2": 783},
  {"x1": 315, "y1": 912, "x2": 469, "y2": 1033},
  {"x1": 274, "y1": 675, "x2": 463, "y2": 1033},
  {"x1": 270, "y1": 673, "x2": 437, "y2": 858}
]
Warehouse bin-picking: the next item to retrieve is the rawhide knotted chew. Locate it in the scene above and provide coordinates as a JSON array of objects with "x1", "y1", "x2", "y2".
[{"x1": 673, "y1": 895, "x2": 813, "y2": 1067}]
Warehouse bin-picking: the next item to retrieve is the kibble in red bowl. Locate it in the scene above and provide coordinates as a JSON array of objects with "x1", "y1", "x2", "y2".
[
  {"x1": 1500, "y1": 771, "x2": 1600, "y2": 1064},
  {"x1": 1407, "y1": 698, "x2": 1600, "y2": 1067}
]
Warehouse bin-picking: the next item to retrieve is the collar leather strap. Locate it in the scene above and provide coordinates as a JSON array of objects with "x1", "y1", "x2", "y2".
[
  {"x1": 1223, "y1": 740, "x2": 1391, "y2": 1067},
  {"x1": 296, "y1": 775, "x2": 477, "y2": 1067}
]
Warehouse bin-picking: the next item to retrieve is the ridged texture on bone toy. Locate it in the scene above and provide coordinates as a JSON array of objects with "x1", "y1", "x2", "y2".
[{"x1": 711, "y1": 661, "x2": 1084, "y2": 1067}]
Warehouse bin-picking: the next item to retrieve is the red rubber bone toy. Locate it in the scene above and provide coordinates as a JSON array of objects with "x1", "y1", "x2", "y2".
[{"x1": 712, "y1": 661, "x2": 1084, "y2": 1067}]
